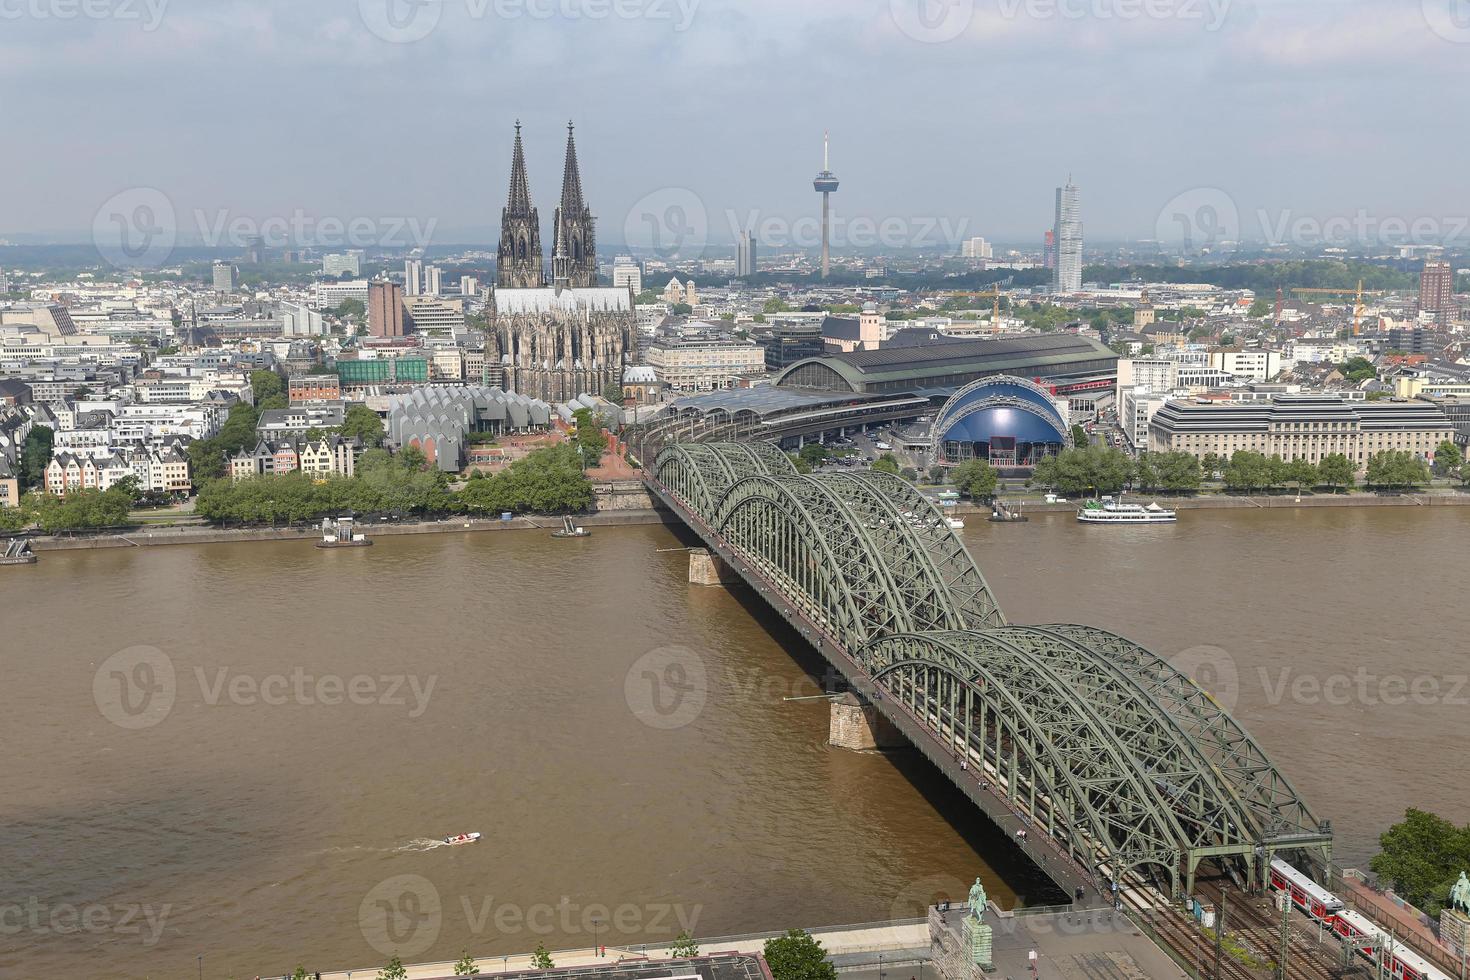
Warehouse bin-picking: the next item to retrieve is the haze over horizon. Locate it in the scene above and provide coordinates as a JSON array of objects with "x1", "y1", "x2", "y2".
[{"x1": 5, "y1": 0, "x2": 1469, "y2": 251}]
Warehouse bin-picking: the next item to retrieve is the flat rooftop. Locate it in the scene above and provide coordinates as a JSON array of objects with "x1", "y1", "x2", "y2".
[{"x1": 427, "y1": 954, "x2": 772, "y2": 980}]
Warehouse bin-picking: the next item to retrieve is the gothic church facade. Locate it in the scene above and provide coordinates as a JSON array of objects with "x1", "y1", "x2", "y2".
[{"x1": 491, "y1": 121, "x2": 633, "y2": 403}]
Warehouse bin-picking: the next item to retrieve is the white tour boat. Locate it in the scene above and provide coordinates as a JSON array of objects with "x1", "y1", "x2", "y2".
[{"x1": 1076, "y1": 496, "x2": 1177, "y2": 524}]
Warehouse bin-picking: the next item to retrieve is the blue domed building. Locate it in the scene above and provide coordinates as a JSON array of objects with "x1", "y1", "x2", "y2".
[{"x1": 932, "y1": 375, "x2": 1073, "y2": 468}]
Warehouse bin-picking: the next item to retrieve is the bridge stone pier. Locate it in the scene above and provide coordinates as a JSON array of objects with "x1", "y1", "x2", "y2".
[
  {"x1": 829, "y1": 692, "x2": 905, "y2": 751},
  {"x1": 688, "y1": 548, "x2": 739, "y2": 586},
  {"x1": 646, "y1": 440, "x2": 1334, "y2": 908}
]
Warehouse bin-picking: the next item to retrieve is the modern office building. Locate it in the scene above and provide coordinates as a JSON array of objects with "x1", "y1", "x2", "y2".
[
  {"x1": 1148, "y1": 394, "x2": 1454, "y2": 466},
  {"x1": 1419, "y1": 260, "x2": 1455, "y2": 324},
  {"x1": 322, "y1": 253, "x2": 361, "y2": 277},
  {"x1": 961, "y1": 237, "x2": 992, "y2": 260},
  {"x1": 280, "y1": 302, "x2": 325, "y2": 337},
  {"x1": 1053, "y1": 179, "x2": 1082, "y2": 293},
  {"x1": 736, "y1": 233, "x2": 758, "y2": 278},
  {"x1": 315, "y1": 280, "x2": 371, "y2": 307},
  {"x1": 212, "y1": 261, "x2": 238, "y2": 293},
  {"x1": 613, "y1": 255, "x2": 643, "y2": 293},
  {"x1": 368, "y1": 279, "x2": 405, "y2": 338},
  {"x1": 424, "y1": 264, "x2": 443, "y2": 296},
  {"x1": 403, "y1": 296, "x2": 466, "y2": 335},
  {"x1": 762, "y1": 320, "x2": 825, "y2": 371},
  {"x1": 404, "y1": 258, "x2": 423, "y2": 296},
  {"x1": 460, "y1": 276, "x2": 480, "y2": 298}
]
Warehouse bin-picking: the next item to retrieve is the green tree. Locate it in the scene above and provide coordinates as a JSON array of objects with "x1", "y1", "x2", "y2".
[
  {"x1": 798, "y1": 443, "x2": 828, "y2": 468},
  {"x1": 259, "y1": 394, "x2": 288, "y2": 411},
  {"x1": 1317, "y1": 453, "x2": 1355, "y2": 493},
  {"x1": 292, "y1": 967, "x2": 309, "y2": 980},
  {"x1": 573, "y1": 407, "x2": 609, "y2": 463},
  {"x1": 378, "y1": 953, "x2": 409, "y2": 980},
  {"x1": 635, "y1": 289, "x2": 658, "y2": 305},
  {"x1": 949, "y1": 459, "x2": 998, "y2": 500},
  {"x1": 19, "y1": 425, "x2": 54, "y2": 489},
  {"x1": 670, "y1": 931, "x2": 700, "y2": 958},
  {"x1": 530, "y1": 943, "x2": 554, "y2": 970},
  {"x1": 1461, "y1": 459, "x2": 1470, "y2": 486},
  {"x1": 789, "y1": 453, "x2": 812, "y2": 474},
  {"x1": 1070, "y1": 423, "x2": 1089, "y2": 448},
  {"x1": 762, "y1": 930, "x2": 837, "y2": 980},
  {"x1": 871, "y1": 453, "x2": 900, "y2": 475},
  {"x1": 1369, "y1": 808, "x2": 1470, "y2": 917},
  {"x1": 335, "y1": 298, "x2": 366, "y2": 320},
  {"x1": 900, "y1": 466, "x2": 918, "y2": 482},
  {"x1": 1156, "y1": 452, "x2": 1202, "y2": 493},
  {"x1": 339, "y1": 404, "x2": 386, "y2": 447},
  {"x1": 1433, "y1": 440, "x2": 1462, "y2": 475},
  {"x1": 1336, "y1": 356, "x2": 1377, "y2": 383},
  {"x1": 1199, "y1": 452, "x2": 1223, "y2": 482},
  {"x1": 1366, "y1": 450, "x2": 1430, "y2": 489},
  {"x1": 1284, "y1": 458, "x2": 1318, "y2": 493},
  {"x1": 250, "y1": 369, "x2": 285, "y2": 404},
  {"x1": 1248, "y1": 297, "x2": 1272, "y2": 318},
  {"x1": 762, "y1": 297, "x2": 791, "y2": 314},
  {"x1": 1028, "y1": 446, "x2": 1131, "y2": 498},
  {"x1": 1133, "y1": 452, "x2": 1160, "y2": 492},
  {"x1": 454, "y1": 950, "x2": 481, "y2": 976},
  {"x1": 398, "y1": 445, "x2": 428, "y2": 472},
  {"x1": 1223, "y1": 451, "x2": 1270, "y2": 495},
  {"x1": 602, "y1": 381, "x2": 626, "y2": 404}
]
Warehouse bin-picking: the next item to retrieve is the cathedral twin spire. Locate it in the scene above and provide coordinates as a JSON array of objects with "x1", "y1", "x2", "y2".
[{"x1": 497, "y1": 121, "x2": 597, "y2": 290}]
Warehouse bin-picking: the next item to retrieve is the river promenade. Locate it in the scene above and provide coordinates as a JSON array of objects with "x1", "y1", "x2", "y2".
[{"x1": 317, "y1": 919, "x2": 930, "y2": 980}]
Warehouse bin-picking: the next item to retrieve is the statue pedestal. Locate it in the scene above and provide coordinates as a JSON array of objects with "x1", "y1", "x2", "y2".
[
  {"x1": 964, "y1": 913, "x2": 994, "y2": 971},
  {"x1": 1440, "y1": 909, "x2": 1470, "y2": 960}
]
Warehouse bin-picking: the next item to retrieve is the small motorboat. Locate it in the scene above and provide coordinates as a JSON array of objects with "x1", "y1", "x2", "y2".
[
  {"x1": 443, "y1": 832, "x2": 481, "y2": 846},
  {"x1": 551, "y1": 516, "x2": 591, "y2": 539}
]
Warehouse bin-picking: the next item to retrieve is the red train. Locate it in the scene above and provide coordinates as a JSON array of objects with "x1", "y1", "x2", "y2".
[{"x1": 1269, "y1": 859, "x2": 1452, "y2": 980}]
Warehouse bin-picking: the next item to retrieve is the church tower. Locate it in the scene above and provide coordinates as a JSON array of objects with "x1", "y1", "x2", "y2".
[
  {"x1": 498, "y1": 121, "x2": 545, "y2": 289},
  {"x1": 551, "y1": 121, "x2": 598, "y2": 288}
]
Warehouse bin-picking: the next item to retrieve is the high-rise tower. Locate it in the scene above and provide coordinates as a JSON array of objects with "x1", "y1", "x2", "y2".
[
  {"x1": 812, "y1": 131, "x2": 840, "y2": 279},
  {"x1": 552, "y1": 121, "x2": 598, "y2": 288},
  {"x1": 1053, "y1": 178, "x2": 1082, "y2": 293},
  {"x1": 498, "y1": 121, "x2": 545, "y2": 289}
]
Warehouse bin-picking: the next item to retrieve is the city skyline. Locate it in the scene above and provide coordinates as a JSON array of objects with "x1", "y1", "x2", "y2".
[{"x1": 3, "y1": 1, "x2": 1468, "y2": 248}]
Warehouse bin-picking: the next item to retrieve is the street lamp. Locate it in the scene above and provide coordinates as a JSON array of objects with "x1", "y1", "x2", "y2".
[{"x1": 593, "y1": 917, "x2": 603, "y2": 955}]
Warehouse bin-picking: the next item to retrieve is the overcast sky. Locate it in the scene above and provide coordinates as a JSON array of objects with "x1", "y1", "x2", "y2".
[{"x1": 4, "y1": 0, "x2": 1468, "y2": 253}]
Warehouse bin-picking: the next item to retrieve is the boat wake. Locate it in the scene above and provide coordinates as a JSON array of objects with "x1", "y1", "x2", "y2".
[{"x1": 395, "y1": 838, "x2": 454, "y2": 853}]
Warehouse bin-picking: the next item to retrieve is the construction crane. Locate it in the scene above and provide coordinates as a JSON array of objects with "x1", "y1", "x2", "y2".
[{"x1": 1353, "y1": 279, "x2": 1365, "y2": 337}]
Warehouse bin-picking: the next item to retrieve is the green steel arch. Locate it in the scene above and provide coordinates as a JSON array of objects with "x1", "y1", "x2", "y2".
[{"x1": 649, "y1": 441, "x2": 1330, "y2": 895}]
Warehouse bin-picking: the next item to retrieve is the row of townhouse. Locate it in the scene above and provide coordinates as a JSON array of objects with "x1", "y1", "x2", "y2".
[
  {"x1": 229, "y1": 435, "x2": 362, "y2": 482},
  {"x1": 45, "y1": 444, "x2": 192, "y2": 496}
]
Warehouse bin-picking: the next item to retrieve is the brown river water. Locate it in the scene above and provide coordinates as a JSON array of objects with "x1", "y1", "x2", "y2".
[{"x1": 2, "y1": 507, "x2": 1466, "y2": 977}]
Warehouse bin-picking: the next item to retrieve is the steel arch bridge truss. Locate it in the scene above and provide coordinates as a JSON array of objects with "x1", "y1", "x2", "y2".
[{"x1": 649, "y1": 442, "x2": 1331, "y2": 897}]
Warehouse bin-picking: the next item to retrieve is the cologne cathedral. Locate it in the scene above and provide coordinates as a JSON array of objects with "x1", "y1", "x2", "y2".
[{"x1": 490, "y1": 121, "x2": 634, "y2": 404}]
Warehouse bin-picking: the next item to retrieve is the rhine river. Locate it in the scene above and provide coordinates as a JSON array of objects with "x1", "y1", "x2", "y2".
[{"x1": 4, "y1": 507, "x2": 1468, "y2": 977}]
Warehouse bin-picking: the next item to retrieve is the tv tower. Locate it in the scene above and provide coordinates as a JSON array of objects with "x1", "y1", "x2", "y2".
[{"x1": 812, "y1": 131, "x2": 840, "y2": 279}]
